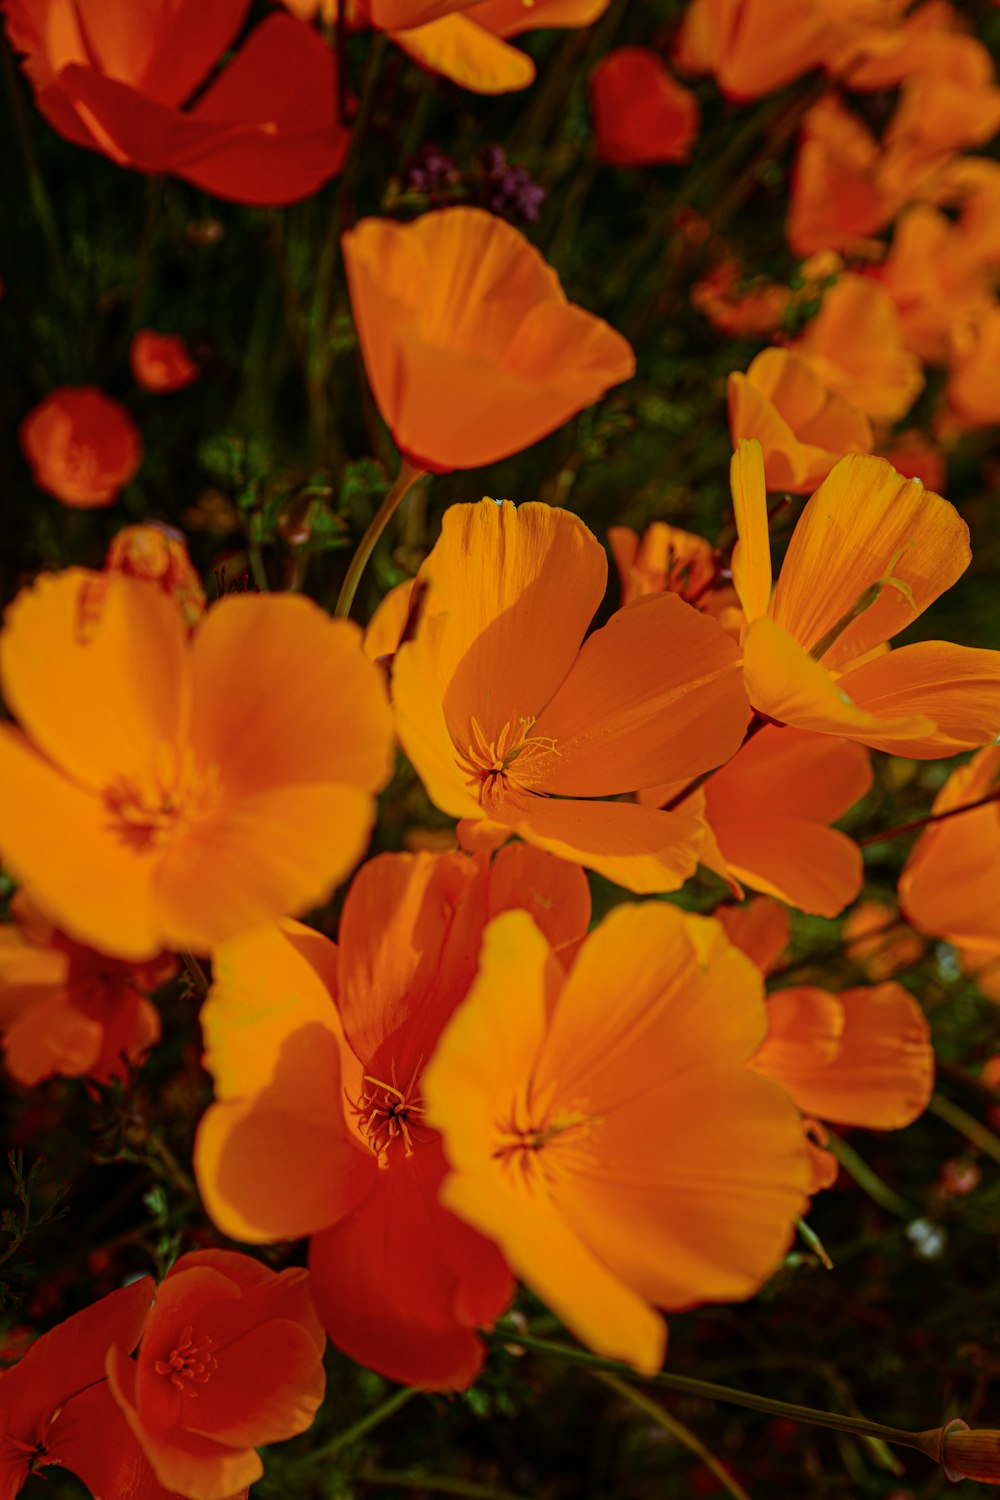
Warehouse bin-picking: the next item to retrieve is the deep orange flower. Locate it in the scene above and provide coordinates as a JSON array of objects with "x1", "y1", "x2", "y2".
[
  {"x1": 196, "y1": 844, "x2": 591, "y2": 1389},
  {"x1": 876, "y1": 429, "x2": 947, "y2": 493},
  {"x1": 730, "y1": 439, "x2": 1000, "y2": 756},
  {"x1": 342, "y1": 208, "x2": 634, "y2": 472},
  {"x1": 131, "y1": 331, "x2": 200, "y2": 394},
  {"x1": 716, "y1": 896, "x2": 790, "y2": 975},
  {"x1": 102, "y1": 524, "x2": 207, "y2": 627},
  {"x1": 607, "y1": 519, "x2": 730, "y2": 614},
  {"x1": 690, "y1": 258, "x2": 792, "y2": 338},
  {"x1": 392, "y1": 499, "x2": 750, "y2": 892},
  {"x1": 588, "y1": 48, "x2": 699, "y2": 166},
  {"x1": 0, "y1": 570, "x2": 393, "y2": 959},
  {"x1": 842, "y1": 899, "x2": 925, "y2": 979},
  {"x1": 899, "y1": 745, "x2": 1000, "y2": 990},
  {"x1": 788, "y1": 274, "x2": 924, "y2": 424},
  {"x1": 641, "y1": 726, "x2": 872, "y2": 917},
  {"x1": 728, "y1": 349, "x2": 874, "y2": 494},
  {"x1": 19, "y1": 387, "x2": 142, "y2": 508},
  {"x1": 107, "y1": 1250, "x2": 324, "y2": 1499},
  {"x1": 876, "y1": 205, "x2": 994, "y2": 364},
  {"x1": 423, "y1": 902, "x2": 810, "y2": 1372},
  {"x1": 3, "y1": 2, "x2": 348, "y2": 204},
  {"x1": 879, "y1": 20, "x2": 1000, "y2": 167},
  {"x1": 943, "y1": 306, "x2": 1000, "y2": 432},
  {"x1": 0, "y1": 892, "x2": 173, "y2": 1087},
  {"x1": 0, "y1": 1278, "x2": 181, "y2": 1500},
  {"x1": 932, "y1": 155, "x2": 1000, "y2": 274},
  {"x1": 787, "y1": 95, "x2": 898, "y2": 258}
]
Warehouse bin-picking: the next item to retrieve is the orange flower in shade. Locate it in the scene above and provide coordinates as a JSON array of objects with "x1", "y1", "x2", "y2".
[
  {"x1": 788, "y1": 274, "x2": 924, "y2": 424},
  {"x1": 106, "y1": 1250, "x2": 324, "y2": 1499},
  {"x1": 728, "y1": 349, "x2": 874, "y2": 494},
  {"x1": 0, "y1": 570, "x2": 393, "y2": 960},
  {"x1": 786, "y1": 95, "x2": 898, "y2": 259},
  {"x1": 391, "y1": 499, "x2": 750, "y2": 892},
  {"x1": 933, "y1": 155, "x2": 1000, "y2": 274},
  {"x1": 690, "y1": 258, "x2": 791, "y2": 338},
  {"x1": 0, "y1": 1278, "x2": 184, "y2": 1500},
  {"x1": 715, "y1": 895, "x2": 790, "y2": 975},
  {"x1": 877, "y1": 429, "x2": 946, "y2": 494},
  {"x1": 342, "y1": 208, "x2": 635, "y2": 473},
  {"x1": 131, "y1": 332, "x2": 200, "y2": 394},
  {"x1": 588, "y1": 48, "x2": 699, "y2": 166},
  {"x1": 876, "y1": 205, "x2": 994, "y2": 365},
  {"x1": 0, "y1": 892, "x2": 174, "y2": 1087},
  {"x1": 943, "y1": 306, "x2": 1000, "y2": 433},
  {"x1": 19, "y1": 387, "x2": 142, "y2": 508},
  {"x1": 196, "y1": 845, "x2": 592, "y2": 1389},
  {"x1": 843, "y1": 899, "x2": 925, "y2": 980},
  {"x1": 899, "y1": 745, "x2": 1000, "y2": 995},
  {"x1": 672, "y1": 0, "x2": 903, "y2": 102},
  {"x1": 423, "y1": 902, "x2": 811, "y2": 1373},
  {"x1": 749, "y1": 981, "x2": 934, "y2": 1187},
  {"x1": 102, "y1": 524, "x2": 207, "y2": 628},
  {"x1": 729, "y1": 438, "x2": 1000, "y2": 757},
  {"x1": 377, "y1": 0, "x2": 609, "y2": 96},
  {"x1": 640, "y1": 726, "x2": 872, "y2": 918},
  {"x1": 878, "y1": 19, "x2": 1000, "y2": 167},
  {"x1": 3, "y1": 3, "x2": 349, "y2": 205},
  {"x1": 607, "y1": 519, "x2": 732, "y2": 618}
]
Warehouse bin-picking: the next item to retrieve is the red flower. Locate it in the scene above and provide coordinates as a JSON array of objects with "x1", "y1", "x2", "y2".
[
  {"x1": 3, "y1": 3, "x2": 348, "y2": 205},
  {"x1": 589, "y1": 48, "x2": 699, "y2": 166},
  {"x1": 131, "y1": 332, "x2": 200, "y2": 394},
  {"x1": 19, "y1": 388, "x2": 142, "y2": 508}
]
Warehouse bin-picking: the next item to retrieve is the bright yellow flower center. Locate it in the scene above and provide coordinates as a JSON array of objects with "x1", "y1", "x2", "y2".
[
  {"x1": 349, "y1": 1059, "x2": 429, "y2": 1168},
  {"x1": 492, "y1": 1081, "x2": 597, "y2": 1189},
  {"x1": 461, "y1": 715, "x2": 558, "y2": 809},
  {"x1": 105, "y1": 744, "x2": 221, "y2": 852}
]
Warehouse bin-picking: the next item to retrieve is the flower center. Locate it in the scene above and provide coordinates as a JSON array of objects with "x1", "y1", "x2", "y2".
[
  {"x1": 104, "y1": 744, "x2": 221, "y2": 852},
  {"x1": 348, "y1": 1060, "x2": 430, "y2": 1168},
  {"x1": 154, "y1": 1325, "x2": 218, "y2": 1393},
  {"x1": 492, "y1": 1082, "x2": 596, "y2": 1189},
  {"x1": 460, "y1": 715, "x2": 558, "y2": 809}
]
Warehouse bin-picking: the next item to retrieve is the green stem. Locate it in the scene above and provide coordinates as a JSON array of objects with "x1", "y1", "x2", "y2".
[
  {"x1": 825, "y1": 1135, "x2": 913, "y2": 1219},
  {"x1": 305, "y1": 1386, "x2": 417, "y2": 1465},
  {"x1": 335, "y1": 460, "x2": 425, "y2": 619},
  {"x1": 491, "y1": 1332, "x2": 932, "y2": 1457},
  {"x1": 859, "y1": 786, "x2": 1000, "y2": 848},
  {"x1": 181, "y1": 950, "x2": 209, "y2": 999},
  {"x1": 595, "y1": 1371, "x2": 753, "y2": 1500},
  {"x1": 929, "y1": 1093, "x2": 1000, "y2": 1167}
]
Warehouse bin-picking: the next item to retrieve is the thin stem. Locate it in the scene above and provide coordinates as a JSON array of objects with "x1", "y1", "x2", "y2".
[
  {"x1": 304, "y1": 1386, "x2": 417, "y2": 1466},
  {"x1": 859, "y1": 786, "x2": 1000, "y2": 848},
  {"x1": 357, "y1": 1468, "x2": 525, "y2": 1500},
  {"x1": 929, "y1": 1093, "x2": 1000, "y2": 1167},
  {"x1": 2, "y1": 36, "x2": 68, "y2": 296},
  {"x1": 826, "y1": 1134, "x2": 913, "y2": 1219},
  {"x1": 595, "y1": 1370, "x2": 753, "y2": 1500},
  {"x1": 491, "y1": 1332, "x2": 930, "y2": 1455},
  {"x1": 335, "y1": 461, "x2": 425, "y2": 619},
  {"x1": 181, "y1": 951, "x2": 209, "y2": 999}
]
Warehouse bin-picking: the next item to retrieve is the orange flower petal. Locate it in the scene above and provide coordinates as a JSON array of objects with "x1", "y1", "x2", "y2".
[
  {"x1": 729, "y1": 438, "x2": 771, "y2": 625},
  {"x1": 182, "y1": 1320, "x2": 325, "y2": 1448},
  {"x1": 512, "y1": 795, "x2": 705, "y2": 894},
  {"x1": 841, "y1": 642, "x2": 1000, "y2": 758},
  {"x1": 468, "y1": 0, "x2": 608, "y2": 39},
  {"x1": 392, "y1": 616, "x2": 485, "y2": 822},
  {"x1": 534, "y1": 592, "x2": 748, "y2": 795},
  {"x1": 900, "y1": 746, "x2": 1000, "y2": 949},
  {"x1": 487, "y1": 840, "x2": 592, "y2": 954},
  {"x1": 392, "y1": 12, "x2": 535, "y2": 93},
  {"x1": 706, "y1": 726, "x2": 872, "y2": 825},
  {"x1": 772, "y1": 456, "x2": 971, "y2": 672},
  {"x1": 753, "y1": 986, "x2": 845, "y2": 1080},
  {"x1": 717, "y1": 819, "x2": 863, "y2": 918},
  {"x1": 716, "y1": 897, "x2": 790, "y2": 974}
]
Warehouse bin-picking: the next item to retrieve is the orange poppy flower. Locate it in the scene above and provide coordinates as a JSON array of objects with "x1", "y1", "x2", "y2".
[
  {"x1": 423, "y1": 901, "x2": 811, "y2": 1373},
  {"x1": 0, "y1": 569, "x2": 393, "y2": 960},
  {"x1": 196, "y1": 844, "x2": 591, "y2": 1389},
  {"x1": 0, "y1": 1277, "x2": 176, "y2": 1499},
  {"x1": 943, "y1": 307, "x2": 1000, "y2": 433},
  {"x1": 690, "y1": 258, "x2": 792, "y2": 338},
  {"x1": 730, "y1": 438, "x2": 1000, "y2": 757},
  {"x1": 749, "y1": 980, "x2": 934, "y2": 1152},
  {"x1": 102, "y1": 524, "x2": 207, "y2": 627},
  {"x1": 384, "y1": 0, "x2": 608, "y2": 95},
  {"x1": 877, "y1": 429, "x2": 946, "y2": 494},
  {"x1": 107, "y1": 1250, "x2": 324, "y2": 1499},
  {"x1": 880, "y1": 24, "x2": 1000, "y2": 168},
  {"x1": 391, "y1": 499, "x2": 750, "y2": 892},
  {"x1": 641, "y1": 726, "x2": 871, "y2": 917},
  {"x1": 876, "y1": 205, "x2": 994, "y2": 365},
  {"x1": 608, "y1": 520, "x2": 722, "y2": 609},
  {"x1": 716, "y1": 896, "x2": 790, "y2": 975},
  {"x1": 131, "y1": 331, "x2": 200, "y2": 394},
  {"x1": 899, "y1": 745, "x2": 1000, "y2": 988},
  {"x1": 3, "y1": 3, "x2": 348, "y2": 204},
  {"x1": 788, "y1": 274, "x2": 924, "y2": 424},
  {"x1": 787, "y1": 95, "x2": 897, "y2": 258},
  {"x1": 19, "y1": 387, "x2": 142, "y2": 508},
  {"x1": 842, "y1": 899, "x2": 925, "y2": 980},
  {"x1": 588, "y1": 48, "x2": 699, "y2": 166},
  {"x1": 0, "y1": 892, "x2": 174, "y2": 1087},
  {"x1": 932, "y1": 155, "x2": 1000, "y2": 274},
  {"x1": 728, "y1": 349, "x2": 874, "y2": 494},
  {"x1": 342, "y1": 208, "x2": 635, "y2": 472}
]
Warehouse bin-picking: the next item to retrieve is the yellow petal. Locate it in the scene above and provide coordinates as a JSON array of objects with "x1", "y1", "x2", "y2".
[{"x1": 729, "y1": 438, "x2": 772, "y2": 624}]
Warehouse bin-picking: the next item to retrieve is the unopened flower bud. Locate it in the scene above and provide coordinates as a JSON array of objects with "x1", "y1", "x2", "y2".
[{"x1": 913, "y1": 1418, "x2": 1000, "y2": 1484}]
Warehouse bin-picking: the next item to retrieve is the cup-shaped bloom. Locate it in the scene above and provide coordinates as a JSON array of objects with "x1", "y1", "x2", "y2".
[
  {"x1": 944, "y1": 306, "x2": 1000, "y2": 432},
  {"x1": 691, "y1": 257, "x2": 791, "y2": 337},
  {"x1": 589, "y1": 48, "x2": 699, "y2": 165},
  {"x1": 899, "y1": 745, "x2": 1000, "y2": 978},
  {"x1": 131, "y1": 331, "x2": 200, "y2": 394},
  {"x1": 342, "y1": 208, "x2": 634, "y2": 472},
  {"x1": 106, "y1": 1250, "x2": 325, "y2": 1499},
  {"x1": 607, "y1": 519, "x2": 738, "y2": 627},
  {"x1": 728, "y1": 349, "x2": 873, "y2": 494},
  {"x1": 0, "y1": 1278, "x2": 177, "y2": 1499},
  {"x1": 423, "y1": 902, "x2": 811, "y2": 1373},
  {"x1": 20, "y1": 388, "x2": 142, "y2": 507},
  {"x1": 641, "y1": 726, "x2": 872, "y2": 917},
  {"x1": 3, "y1": 3, "x2": 348, "y2": 205},
  {"x1": 877, "y1": 205, "x2": 995, "y2": 365},
  {"x1": 392, "y1": 499, "x2": 750, "y2": 892},
  {"x1": 0, "y1": 892, "x2": 173, "y2": 1086},
  {"x1": 0, "y1": 570, "x2": 393, "y2": 959},
  {"x1": 787, "y1": 95, "x2": 898, "y2": 259},
  {"x1": 729, "y1": 438, "x2": 1000, "y2": 756},
  {"x1": 789, "y1": 275, "x2": 924, "y2": 424},
  {"x1": 196, "y1": 844, "x2": 590, "y2": 1389}
]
